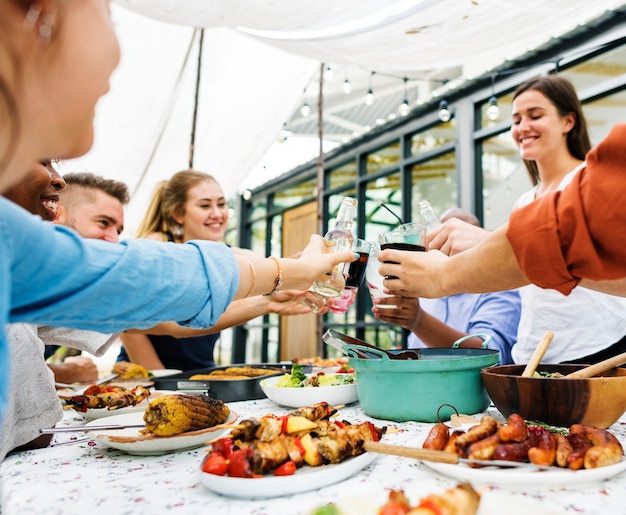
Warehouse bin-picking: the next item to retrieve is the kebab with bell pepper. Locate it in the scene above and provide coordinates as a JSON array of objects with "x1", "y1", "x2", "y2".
[{"x1": 202, "y1": 401, "x2": 386, "y2": 477}]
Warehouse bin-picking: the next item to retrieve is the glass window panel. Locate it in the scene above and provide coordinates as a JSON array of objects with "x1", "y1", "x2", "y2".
[
  {"x1": 269, "y1": 215, "x2": 282, "y2": 257},
  {"x1": 581, "y1": 88, "x2": 626, "y2": 145},
  {"x1": 273, "y1": 177, "x2": 317, "y2": 210},
  {"x1": 561, "y1": 43, "x2": 626, "y2": 91},
  {"x1": 481, "y1": 130, "x2": 532, "y2": 230},
  {"x1": 248, "y1": 219, "x2": 267, "y2": 255},
  {"x1": 410, "y1": 151, "x2": 458, "y2": 221},
  {"x1": 249, "y1": 199, "x2": 267, "y2": 221},
  {"x1": 328, "y1": 160, "x2": 357, "y2": 189},
  {"x1": 366, "y1": 141, "x2": 401, "y2": 175},
  {"x1": 409, "y1": 120, "x2": 456, "y2": 156},
  {"x1": 364, "y1": 172, "x2": 401, "y2": 239}
]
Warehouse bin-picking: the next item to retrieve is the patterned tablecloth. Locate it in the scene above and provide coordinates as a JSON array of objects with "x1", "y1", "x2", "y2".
[{"x1": 1, "y1": 398, "x2": 626, "y2": 515}]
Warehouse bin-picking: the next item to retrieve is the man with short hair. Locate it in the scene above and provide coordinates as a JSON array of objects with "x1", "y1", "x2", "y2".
[
  {"x1": 44, "y1": 172, "x2": 131, "y2": 362},
  {"x1": 55, "y1": 172, "x2": 130, "y2": 242}
]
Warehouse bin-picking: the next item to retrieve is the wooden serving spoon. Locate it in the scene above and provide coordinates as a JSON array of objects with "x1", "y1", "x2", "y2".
[
  {"x1": 521, "y1": 330, "x2": 555, "y2": 377},
  {"x1": 565, "y1": 351, "x2": 626, "y2": 379}
]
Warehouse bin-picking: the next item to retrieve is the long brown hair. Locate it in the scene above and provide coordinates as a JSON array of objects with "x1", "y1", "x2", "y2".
[
  {"x1": 513, "y1": 74, "x2": 591, "y2": 186},
  {"x1": 136, "y1": 170, "x2": 218, "y2": 240}
]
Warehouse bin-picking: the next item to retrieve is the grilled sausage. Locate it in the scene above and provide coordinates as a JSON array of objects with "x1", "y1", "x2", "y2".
[
  {"x1": 527, "y1": 427, "x2": 557, "y2": 466},
  {"x1": 555, "y1": 434, "x2": 574, "y2": 468},
  {"x1": 566, "y1": 433, "x2": 593, "y2": 470},
  {"x1": 454, "y1": 416, "x2": 499, "y2": 452},
  {"x1": 443, "y1": 430, "x2": 464, "y2": 454},
  {"x1": 570, "y1": 424, "x2": 624, "y2": 469},
  {"x1": 498, "y1": 413, "x2": 529, "y2": 443},
  {"x1": 467, "y1": 433, "x2": 500, "y2": 461},
  {"x1": 494, "y1": 428, "x2": 540, "y2": 462},
  {"x1": 422, "y1": 423, "x2": 450, "y2": 451}
]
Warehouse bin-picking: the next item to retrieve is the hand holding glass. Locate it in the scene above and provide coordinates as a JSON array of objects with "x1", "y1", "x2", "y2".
[{"x1": 327, "y1": 239, "x2": 371, "y2": 314}]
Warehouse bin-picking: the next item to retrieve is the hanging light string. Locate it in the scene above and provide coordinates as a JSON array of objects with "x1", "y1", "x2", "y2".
[{"x1": 279, "y1": 37, "x2": 623, "y2": 143}]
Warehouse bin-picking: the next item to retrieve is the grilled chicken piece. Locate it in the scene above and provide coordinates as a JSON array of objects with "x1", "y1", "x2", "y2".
[{"x1": 65, "y1": 385, "x2": 151, "y2": 412}]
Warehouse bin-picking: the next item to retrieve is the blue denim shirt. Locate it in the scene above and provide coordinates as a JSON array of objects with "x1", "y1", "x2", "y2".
[
  {"x1": 407, "y1": 290, "x2": 521, "y2": 365},
  {"x1": 0, "y1": 196, "x2": 239, "y2": 417}
]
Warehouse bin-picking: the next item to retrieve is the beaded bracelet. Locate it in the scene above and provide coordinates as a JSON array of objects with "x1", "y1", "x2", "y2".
[
  {"x1": 242, "y1": 257, "x2": 257, "y2": 298},
  {"x1": 265, "y1": 256, "x2": 283, "y2": 296}
]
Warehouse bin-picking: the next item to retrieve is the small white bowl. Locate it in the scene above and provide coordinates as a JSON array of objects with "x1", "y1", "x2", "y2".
[{"x1": 260, "y1": 374, "x2": 358, "y2": 408}]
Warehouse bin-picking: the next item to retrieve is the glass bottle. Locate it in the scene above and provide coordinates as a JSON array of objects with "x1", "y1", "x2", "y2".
[
  {"x1": 312, "y1": 197, "x2": 357, "y2": 298},
  {"x1": 418, "y1": 199, "x2": 440, "y2": 231}
]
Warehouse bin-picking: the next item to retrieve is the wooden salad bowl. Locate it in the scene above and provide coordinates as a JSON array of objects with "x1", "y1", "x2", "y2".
[{"x1": 481, "y1": 364, "x2": 626, "y2": 429}]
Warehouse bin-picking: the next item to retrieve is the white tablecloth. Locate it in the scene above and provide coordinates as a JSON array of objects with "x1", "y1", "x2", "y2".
[{"x1": 2, "y1": 398, "x2": 626, "y2": 515}]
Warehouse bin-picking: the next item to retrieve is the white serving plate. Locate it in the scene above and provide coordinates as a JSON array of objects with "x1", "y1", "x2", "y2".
[
  {"x1": 199, "y1": 451, "x2": 377, "y2": 498},
  {"x1": 259, "y1": 374, "x2": 358, "y2": 408},
  {"x1": 81, "y1": 390, "x2": 179, "y2": 420},
  {"x1": 85, "y1": 409, "x2": 237, "y2": 455},
  {"x1": 424, "y1": 458, "x2": 626, "y2": 489}
]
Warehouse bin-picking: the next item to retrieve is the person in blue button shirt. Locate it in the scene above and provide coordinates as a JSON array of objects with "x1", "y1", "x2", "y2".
[
  {"x1": 0, "y1": 0, "x2": 355, "y2": 420},
  {"x1": 372, "y1": 208, "x2": 520, "y2": 364}
]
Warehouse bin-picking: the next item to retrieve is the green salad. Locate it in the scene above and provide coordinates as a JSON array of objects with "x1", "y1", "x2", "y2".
[{"x1": 276, "y1": 364, "x2": 355, "y2": 388}]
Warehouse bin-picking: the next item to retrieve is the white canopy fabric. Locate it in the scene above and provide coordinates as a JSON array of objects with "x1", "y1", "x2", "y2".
[{"x1": 61, "y1": 0, "x2": 626, "y2": 235}]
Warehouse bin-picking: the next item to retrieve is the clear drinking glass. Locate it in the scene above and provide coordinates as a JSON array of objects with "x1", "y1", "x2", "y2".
[
  {"x1": 327, "y1": 239, "x2": 371, "y2": 315},
  {"x1": 378, "y1": 222, "x2": 427, "y2": 280},
  {"x1": 365, "y1": 242, "x2": 398, "y2": 309}
]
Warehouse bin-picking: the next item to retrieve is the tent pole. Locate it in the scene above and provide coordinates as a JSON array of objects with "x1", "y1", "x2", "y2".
[
  {"x1": 189, "y1": 28, "x2": 204, "y2": 168},
  {"x1": 315, "y1": 62, "x2": 325, "y2": 356}
]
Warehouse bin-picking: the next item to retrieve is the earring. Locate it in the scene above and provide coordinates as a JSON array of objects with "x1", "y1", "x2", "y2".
[
  {"x1": 171, "y1": 224, "x2": 184, "y2": 239},
  {"x1": 23, "y1": 5, "x2": 42, "y2": 30},
  {"x1": 38, "y1": 13, "x2": 55, "y2": 40}
]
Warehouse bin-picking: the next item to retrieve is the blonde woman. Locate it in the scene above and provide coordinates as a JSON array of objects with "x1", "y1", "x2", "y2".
[{"x1": 119, "y1": 171, "x2": 310, "y2": 370}]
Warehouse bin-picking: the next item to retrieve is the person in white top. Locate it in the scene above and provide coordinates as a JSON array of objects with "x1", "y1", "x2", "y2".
[{"x1": 427, "y1": 74, "x2": 626, "y2": 364}]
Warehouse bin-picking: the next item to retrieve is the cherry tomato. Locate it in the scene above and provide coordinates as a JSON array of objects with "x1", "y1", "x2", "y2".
[
  {"x1": 202, "y1": 451, "x2": 228, "y2": 476},
  {"x1": 274, "y1": 461, "x2": 297, "y2": 476},
  {"x1": 416, "y1": 499, "x2": 444, "y2": 515},
  {"x1": 378, "y1": 502, "x2": 409, "y2": 515},
  {"x1": 211, "y1": 437, "x2": 234, "y2": 459},
  {"x1": 227, "y1": 448, "x2": 254, "y2": 478},
  {"x1": 336, "y1": 364, "x2": 355, "y2": 373}
]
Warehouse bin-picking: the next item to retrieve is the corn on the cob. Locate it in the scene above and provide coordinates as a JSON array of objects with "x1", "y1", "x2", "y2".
[
  {"x1": 143, "y1": 394, "x2": 230, "y2": 436},
  {"x1": 112, "y1": 361, "x2": 149, "y2": 379}
]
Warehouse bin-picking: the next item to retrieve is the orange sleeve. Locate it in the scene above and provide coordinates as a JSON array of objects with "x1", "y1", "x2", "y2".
[{"x1": 507, "y1": 123, "x2": 626, "y2": 295}]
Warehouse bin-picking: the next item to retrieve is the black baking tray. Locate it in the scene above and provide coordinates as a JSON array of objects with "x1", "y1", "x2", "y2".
[{"x1": 151, "y1": 362, "x2": 311, "y2": 402}]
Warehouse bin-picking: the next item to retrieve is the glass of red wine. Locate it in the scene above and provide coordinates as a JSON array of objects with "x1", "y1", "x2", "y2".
[
  {"x1": 327, "y1": 239, "x2": 371, "y2": 314},
  {"x1": 378, "y1": 222, "x2": 427, "y2": 280}
]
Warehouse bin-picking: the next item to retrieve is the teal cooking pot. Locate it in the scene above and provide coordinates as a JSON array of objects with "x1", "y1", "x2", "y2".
[{"x1": 344, "y1": 334, "x2": 500, "y2": 422}]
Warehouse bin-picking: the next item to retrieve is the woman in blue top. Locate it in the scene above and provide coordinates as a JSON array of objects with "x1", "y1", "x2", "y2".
[
  {"x1": 0, "y1": 0, "x2": 355, "y2": 419},
  {"x1": 118, "y1": 171, "x2": 311, "y2": 371}
]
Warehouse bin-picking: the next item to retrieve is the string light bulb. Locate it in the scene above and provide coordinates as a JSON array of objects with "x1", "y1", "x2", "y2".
[
  {"x1": 342, "y1": 78, "x2": 352, "y2": 94},
  {"x1": 324, "y1": 66, "x2": 334, "y2": 81},
  {"x1": 300, "y1": 102, "x2": 311, "y2": 117},
  {"x1": 486, "y1": 74, "x2": 500, "y2": 121},
  {"x1": 398, "y1": 77, "x2": 410, "y2": 116},
  {"x1": 486, "y1": 95, "x2": 500, "y2": 121},
  {"x1": 438, "y1": 99, "x2": 451, "y2": 122}
]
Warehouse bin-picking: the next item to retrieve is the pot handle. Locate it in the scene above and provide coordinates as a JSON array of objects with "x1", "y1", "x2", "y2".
[{"x1": 452, "y1": 333, "x2": 492, "y2": 349}]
